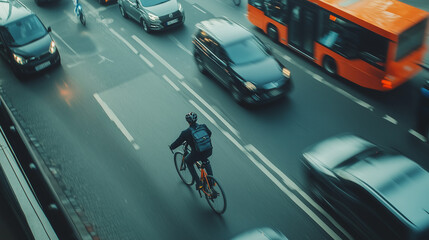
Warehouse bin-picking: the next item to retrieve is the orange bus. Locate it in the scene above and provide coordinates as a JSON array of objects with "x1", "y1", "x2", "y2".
[{"x1": 247, "y1": 0, "x2": 429, "y2": 91}]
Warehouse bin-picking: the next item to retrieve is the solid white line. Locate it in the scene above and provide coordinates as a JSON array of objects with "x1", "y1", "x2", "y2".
[
  {"x1": 139, "y1": 54, "x2": 154, "y2": 68},
  {"x1": 132, "y1": 35, "x2": 184, "y2": 79},
  {"x1": 51, "y1": 31, "x2": 79, "y2": 56},
  {"x1": 132, "y1": 143, "x2": 140, "y2": 150},
  {"x1": 189, "y1": 100, "x2": 218, "y2": 126},
  {"x1": 409, "y1": 129, "x2": 427, "y2": 142},
  {"x1": 192, "y1": 5, "x2": 206, "y2": 14},
  {"x1": 162, "y1": 75, "x2": 180, "y2": 91},
  {"x1": 168, "y1": 36, "x2": 192, "y2": 56},
  {"x1": 383, "y1": 115, "x2": 398, "y2": 125},
  {"x1": 109, "y1": 29, "x2": 138, "y2": 55},
  {"x1": 93, "y1": 93, "x2": 135, "y2": 143},
  {"x1": 245, "y1": 144, "x2": 353, "y2": 240},
  {"x1": 180, "y1": 81, "x2": 240, "y2": 138}
]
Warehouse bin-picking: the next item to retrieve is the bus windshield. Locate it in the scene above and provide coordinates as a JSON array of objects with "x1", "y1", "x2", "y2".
[{"x1": 396, "y1": 19, "x2": 427, "y2": 61}]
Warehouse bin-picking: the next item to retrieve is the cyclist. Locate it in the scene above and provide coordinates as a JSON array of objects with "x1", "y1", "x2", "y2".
[
  {"x1": 73, "y1": 0, "x2": 81, "y2": 17},
  {"x1": 170, "y1": 112, "x2": 213, "y2": 190}
]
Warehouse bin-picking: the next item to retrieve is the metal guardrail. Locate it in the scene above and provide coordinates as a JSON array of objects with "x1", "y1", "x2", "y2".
[{"x1": 0, "y1": 95, "x2": 91, "y2": 240}]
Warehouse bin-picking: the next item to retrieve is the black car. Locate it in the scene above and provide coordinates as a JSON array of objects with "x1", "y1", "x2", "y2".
[
  {"x1": 192, "y1": 18, "x2": 292, "y2": 104},
  {"x1": 302, "y1": 134, "x2": 429, "y2": 240},
  {"x1": 118, "y1": 0, "x2": 184, "y2": 33},
  {"x1": 0, "y1": 0, "x2": 60, "y2": 76}
]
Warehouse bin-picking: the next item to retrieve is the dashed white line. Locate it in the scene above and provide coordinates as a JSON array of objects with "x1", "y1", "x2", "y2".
[
  {"x1": 162, "y1": 75, "x2": 180, "y2": 91},
  {"x1": 64, "y1": 10, "x2": 78, "y2": 24},
  {"x1": 180, "y1": 81, "x2": 240, "y2": 138},
  {"x1": 139, "y1": 54, "x2": 154, "y2": 68},
  {"x1": 409, "y1": 129, "x2": 427, "y2": 142},
  {"x1": 93, "y1": 93, "x2": 140, "y2": 150},
  {"x1": 132, "y1": 35, "x2": 184, "y2": 79},
  {"x1": 109, "y1": 28, "x2": 138, "y2": 54},
  {"x1": 169, "y1": 36, "x2": 192, "y2": 56},
  {"x1": 383, "y1": 115, "x2": 398, "y2": 125},
  {"x1": 192, "y1": 4, "x2": 206, "y2": 14}
]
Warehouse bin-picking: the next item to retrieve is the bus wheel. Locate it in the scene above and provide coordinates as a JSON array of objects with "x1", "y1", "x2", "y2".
[
  {"x1": 323, "y1": 56, "x2": 337, "y2": 76},
  {"x1": 267, "y1": 24, "x2": 278, "y2": 42}
]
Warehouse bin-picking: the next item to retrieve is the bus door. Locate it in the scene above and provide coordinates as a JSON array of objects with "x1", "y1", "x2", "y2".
[{"x1": 288, "y1": 2, "x2": 317, "y2": 57}]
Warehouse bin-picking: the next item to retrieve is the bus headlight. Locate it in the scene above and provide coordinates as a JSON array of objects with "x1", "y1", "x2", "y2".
[
  {"x1": 282, "y1": 68, "x2": 291, "y2": 78},
  {"x1": 49, "y1": 41, "x2": 57, "y2": 54},
  {"x1": 13, "y1": 53, "x2": 27, "y2": 65}
]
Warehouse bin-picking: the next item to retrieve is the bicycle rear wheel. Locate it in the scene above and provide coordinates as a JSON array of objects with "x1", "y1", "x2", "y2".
[
  {"x1": 204, "y1": 176, "x2": 226, "y2": 214},
  {"x1": 174, "y1": 152, "x2": 194, "y2": 186},
  {"x1": 232, "y1": 0, "x2": 240, "y2": 6},
  {"x1": 79, "y1": 11, "x2": 86, "y2": 26}
]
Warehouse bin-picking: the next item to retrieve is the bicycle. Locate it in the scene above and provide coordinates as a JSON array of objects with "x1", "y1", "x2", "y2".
[
  {"x1": 170, "y1": 142, "x2": 227, "y2": 214},
  {"x1": 74, "y1": 0, "x2": 86, "y2": 26},
  {"x1": 232, "y1": 0, "x2": 240, "y2": 6}
]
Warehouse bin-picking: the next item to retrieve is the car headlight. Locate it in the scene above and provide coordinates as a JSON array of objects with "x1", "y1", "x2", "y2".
[
  {"x1": 13, "y1": 53, "x2": 27, "y2": 65},
  {"x1": 148, "y1": 13, "x2": 159, "y2": 21},
  {"x1": 244, "y1": 82, "x2": 257, "y2": 91},
  {"x1": 49, "y1": 41, "x2": 57, "y2": 54},
  {"x1": 178, "y1": 3, "x2": 183, "y2": 12},
  {"x1": 282, "y1": 67, "x2": 291, "y2": 78}
]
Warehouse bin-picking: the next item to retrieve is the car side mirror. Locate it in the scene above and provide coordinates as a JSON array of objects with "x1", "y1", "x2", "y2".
[{"x1": 47, "y1": 27, "x2": 52, "y2": 32}]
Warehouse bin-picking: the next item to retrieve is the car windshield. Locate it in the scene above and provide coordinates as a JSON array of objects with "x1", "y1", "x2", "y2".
[
  {"x1": 224, "y1": 37, "x2": 267, "y2": 65},
  {"x1": 4, "y1": 15, "x2": 47, "y2": 47},
  {"x1": 140, "y1": 0, "x2": 170, "y2": 7}
]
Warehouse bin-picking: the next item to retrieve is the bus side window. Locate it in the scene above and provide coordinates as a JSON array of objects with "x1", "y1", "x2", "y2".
[
  {"x1": 358, "y1": 29, "x2": 388, "y2": 68},
  {"x1": 264, "y1": 0, "x2": 289, "y2": 25},
  {"x1": 318, "y1": 12, "x2": 359, "y2": 59},
  {"x1": 249, "y1": 0, "x2": 264, "y2": 11}
]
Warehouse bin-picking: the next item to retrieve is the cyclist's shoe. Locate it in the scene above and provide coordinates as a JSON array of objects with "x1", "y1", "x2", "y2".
[
  {"x1": 209, "y1": 190, "x2": 218, "y2": 200},
  {"x1": 195, "y1": 181, "x2": 203, "y2": 191}
]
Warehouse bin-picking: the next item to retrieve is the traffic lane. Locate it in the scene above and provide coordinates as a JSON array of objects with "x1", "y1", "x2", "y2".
[
  {"x1": 95, "y1": 71, "x2": 340, "y2": 240},
  {"x1": 0, "y1": 6, "x2": 340, "y2": 240}
]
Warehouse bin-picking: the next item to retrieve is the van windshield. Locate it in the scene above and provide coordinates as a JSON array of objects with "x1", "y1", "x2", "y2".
[{"x1": 4, "y1": 15, "x2": 47, "y2": 47}]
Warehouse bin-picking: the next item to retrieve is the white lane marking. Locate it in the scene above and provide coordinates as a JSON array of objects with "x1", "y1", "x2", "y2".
[
  {"x1": 93, "y1": 93, "x2": 140, "y2": 150},
  {"x1": 52, "y1": 31, "x2": 79, "y2": 56},
  {"x1": 168, "y1": 36, "x2": 192, "y2": 56},
  {"x1": 310, "y1": 74, "x2": 374, "y2": 111},
  {"x1": 162, "y1": 75, "x2": 180, "y2": 91},
  {"x1": 192, "y1": 4, "x2": 206, "y2": 14},
  {"x1": 383, "y1": 115, "x2": 398, "y2": 125},
  {"x1": 282, "y1": 55, "x2": 292, "y2": 62},
  {"x1": 409, "y1": 129, "x2": 427, "y2": 142},
  {"x1": 139, "y1": 54, "x2": 154, "y2": 68},
  {"x1": 109, "y1": 28, "x2": 138, "y2": 54},
  {"x1": 180, "y1": 81, "x2": 240, "y2": 138},
  {"x1": 245, "y1": 145, "x2": 353, "y2": 240},
  {"x1": 189, "y1": 100, "x2": 218, "y2": 126},
  {"x1": 64, "y1": 10, "x2": 79, "y2": 24},
  {"x1": 132, "y1": 35, "x2": 184, "y2": 79},
  {"x1": 98, "y1": 55, "x2": 114, "y2": 64}
]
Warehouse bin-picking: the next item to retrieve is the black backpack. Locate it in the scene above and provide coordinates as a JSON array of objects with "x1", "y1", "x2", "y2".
[{"x1": 190, "y1": 124, "x2": 212, "y2": 153}]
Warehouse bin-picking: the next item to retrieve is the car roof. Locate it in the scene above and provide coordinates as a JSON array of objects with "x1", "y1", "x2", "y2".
[
  {"x1": 0, "y1": 0, "x2": 32, "y2": 25},
  {"x1": 195, "y1": 18, "x2": 253, "y2": 46},
  {"x1": 341, "y1": 153, "x2": 429, "y2": 230}
]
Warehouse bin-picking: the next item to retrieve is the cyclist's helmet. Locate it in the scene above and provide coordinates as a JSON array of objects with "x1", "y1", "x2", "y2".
[{"x1": 185, "y1": 112, "x2": 198, "y2": 124}]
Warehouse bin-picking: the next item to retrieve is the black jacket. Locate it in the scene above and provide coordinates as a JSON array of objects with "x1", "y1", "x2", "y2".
[{"x1": 170, "y1": 123, "x2": 212, "y2": 152}]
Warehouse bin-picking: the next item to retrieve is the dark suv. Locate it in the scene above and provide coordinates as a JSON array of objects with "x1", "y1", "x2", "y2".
[
  {"x1": 0, "y1": 0, "x2": 60, "y2": 77},
  {"x1": 118, "y1": 0, "x2": 184, "y2": 33},
  {"x1": 192, "y1": 18, "x2": 291, "y2": 104}
]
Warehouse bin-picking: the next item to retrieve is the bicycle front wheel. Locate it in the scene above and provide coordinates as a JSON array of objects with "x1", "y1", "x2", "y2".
[
  {"x1": 204, "y1": 176, "x2": 227, "y2": 214},
  {"x1": 233, "y1": 0, "x2": 240, "y2": 6},
  {"x1": 80, "y1": 12, "x2": 86, "y2": 26},
  {"x1": 174, "y1": 152, "x2": 194, "y2": 186}
]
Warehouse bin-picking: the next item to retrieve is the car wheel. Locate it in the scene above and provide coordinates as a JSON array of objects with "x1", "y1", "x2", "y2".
[
  {"x1": 267, "y1": 24, "x2": 278, "y2": 42},
  {"x1": 231, "y1": 84, "x2": 243, "y2": 103},
  {"x1": 141, "y1": 19, "x2": 151, "y2": 33},
  {"x1": 323, "y1": 56, "x2": 337, "y2": 76},
  {"x1": 194, "y1": 53, "x2": 206, "y2": 74},
  {"x1": 119, "y1": 5, "x2": 128, "y2": 18}
]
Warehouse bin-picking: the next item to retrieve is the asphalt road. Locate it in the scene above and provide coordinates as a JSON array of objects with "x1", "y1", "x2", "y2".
[{"x1": 0, "y1": 0, "x2": 428, "y2": 239}]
